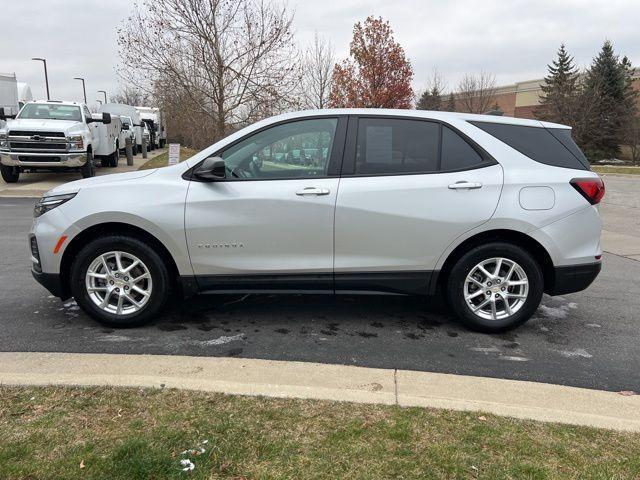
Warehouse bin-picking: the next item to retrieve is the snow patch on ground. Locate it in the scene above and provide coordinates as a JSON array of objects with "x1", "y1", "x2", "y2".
[
  {"x1": 191, "y1": 333, "x2": 245, "y2": 347},
  {"x1": 538, "y1": 302, "x2": 578, "y2": 319},
  {"x1": 499, "y1": 356, "x2": 530, "y2": 362},
  {"x1": 560, "y1": 348, "x2": 593, "y2": 359}
]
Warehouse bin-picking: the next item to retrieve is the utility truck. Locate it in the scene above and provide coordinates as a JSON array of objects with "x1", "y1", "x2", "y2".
[
  {"x1": 0, "y1": 100, "x2": 117, "y2": 182},
  {"x1": 0, "y1": 73, "x2": 20, "y2": 131},
  {"x1": 99, "y1": 103, "x2": 144, "y2": 153},
  {"x1": 136, "y1": 106, "x2": 166, "y2": 149}
]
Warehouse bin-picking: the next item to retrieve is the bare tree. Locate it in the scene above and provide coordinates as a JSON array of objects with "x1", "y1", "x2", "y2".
[
  {"x1": 299, "y1": 33, "x2": 334, "y2": 109},
  {"x1": 110, "y1": 85, "x2": 152, "y2": 106},
  {"x1": 456, "y1": 71, "x2": 497, "y2": 113},
  {"x1": 117, "y1": 0, "x2": 299, "y2": 144}
]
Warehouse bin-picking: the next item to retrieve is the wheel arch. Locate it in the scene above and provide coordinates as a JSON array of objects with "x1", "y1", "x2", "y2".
[
  {"x1": 434, "y1": 229, "x2": 555, "y2": 295},
  {"x1": 59, "y1": 222, "x2": 179, "y2": 298}
]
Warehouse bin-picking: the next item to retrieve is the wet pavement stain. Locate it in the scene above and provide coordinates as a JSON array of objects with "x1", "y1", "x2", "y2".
[
  {"x1": 370, "y1": 322, "x2": 384, "y2": 328},
  {"x1": 158, "y1": 324, "x2": 188, "y2": 332},
  {"x1": 357, "y1": 331, "x2": 378, "y2": 338},
  {"x1": 274, "y1": 328, "x2": 290, "y2": 334},
  {"x1": 447, "y1": 331, "x2": 459, "y2": 338},
  {"x1": 405, "y1": 332, "x2": 423, "y2": 340}
]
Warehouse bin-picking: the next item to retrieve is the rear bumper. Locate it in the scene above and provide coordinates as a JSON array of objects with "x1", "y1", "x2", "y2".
[
  {"x1": 545, "y1": 262, "x2": 601, "y2": 296},
  {"x1": 32, "y1": 269, "x2": 69, "y2": 299},
  {"x1": 1, "y1": 151, "x2": 87, "y2": 168}
]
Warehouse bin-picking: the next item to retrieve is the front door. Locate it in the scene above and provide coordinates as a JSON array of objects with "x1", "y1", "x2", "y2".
[{"x1": 185, "y1": 116, "x2": 346, "y2": 291}]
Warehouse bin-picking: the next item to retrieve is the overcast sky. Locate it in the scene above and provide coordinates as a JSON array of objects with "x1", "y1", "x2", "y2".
[{"x1": 2, "y1": 0, "x2": 638, "y2": 106}]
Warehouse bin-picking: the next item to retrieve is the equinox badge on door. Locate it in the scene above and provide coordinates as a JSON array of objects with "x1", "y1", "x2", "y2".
[{"x1": 197, "y1": 242, "x2": 245, "y2": 249}]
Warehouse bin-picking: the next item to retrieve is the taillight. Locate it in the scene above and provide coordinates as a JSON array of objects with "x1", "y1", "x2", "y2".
[{"x1": 570, "y1": 177, "x2": 605, "y2": 205}]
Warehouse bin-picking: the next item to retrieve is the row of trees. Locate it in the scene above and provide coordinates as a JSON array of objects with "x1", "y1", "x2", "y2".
[
  {"x1": 116, "y1": 1, "x2": 637, "y2": 161},
  {"x1": 536, "y1": 42, "x2": 638, "y2": 161}
]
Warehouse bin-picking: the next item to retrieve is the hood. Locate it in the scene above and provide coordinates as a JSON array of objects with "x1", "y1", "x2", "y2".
[
  {"x1": 6, "y1": 118, "x2": 81, "y2": 133},
  {"x1": 45, "y1": 169, "x2": 158, "y2": 196}
]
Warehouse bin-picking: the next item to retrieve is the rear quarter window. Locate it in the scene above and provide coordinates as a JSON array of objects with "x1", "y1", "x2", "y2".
[{"x1": 469, "y1": 121, "x2": 589, "y2": 171}]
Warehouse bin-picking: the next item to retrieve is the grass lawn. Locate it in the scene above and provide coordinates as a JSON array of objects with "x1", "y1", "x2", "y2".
[
  {"x1": 1, "y1": 386, "x2": 639, "y2": 479},
  {"x1": 138, "y1": 147, "x2": 201, "y2": 171},
  {"x1": 592, "y1": 165, "x2": 640, "y2": 175}
]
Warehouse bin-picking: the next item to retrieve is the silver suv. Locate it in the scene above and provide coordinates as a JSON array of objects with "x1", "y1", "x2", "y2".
[{"x1": 29, "y1": 109, "x2": 604, "y2": 331}]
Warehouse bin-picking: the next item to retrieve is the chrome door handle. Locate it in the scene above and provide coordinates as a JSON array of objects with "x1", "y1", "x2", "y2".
[
  {"x1": 448, "y1": 181, "x2": 482, "y2": 190},
  {"x1": 296, "y1": 187, "x2": 330, "y2": 196}
]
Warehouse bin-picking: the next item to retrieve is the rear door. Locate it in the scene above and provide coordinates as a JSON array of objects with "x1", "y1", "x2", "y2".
[{"x1": 334, "y1": 116, "x2": 503, "y2": 293}]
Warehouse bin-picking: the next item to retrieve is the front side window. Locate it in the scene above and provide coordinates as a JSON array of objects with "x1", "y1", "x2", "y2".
[
  {"x1": 221, "y1": 118, "x2": 337, "y2": 179},
  {"x1": 18, "y1": 104, "x2": 82, "y2": 121},
  {"x1": 355, "y1": 118, "x2": 439, "y2": 174}
]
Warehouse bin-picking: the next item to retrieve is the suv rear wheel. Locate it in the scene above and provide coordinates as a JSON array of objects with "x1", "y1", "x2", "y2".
[
  {"x1": 1, "y1": 164, "x2": 19, "y2": 183},
  {"x1": 70, "y1": 235, "x2": 171, "y2": 327},
  {"x1": 446, "y1": 242, "x2": 543, "y2": 332}
]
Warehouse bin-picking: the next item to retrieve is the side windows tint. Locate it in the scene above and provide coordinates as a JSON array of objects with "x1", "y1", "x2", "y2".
[
  {"x1": 355, "y1": 119, "x2": 439, "y2": 174},
  {"x1": 441, "y1": 126, "x2": 484, "y2": 171}
]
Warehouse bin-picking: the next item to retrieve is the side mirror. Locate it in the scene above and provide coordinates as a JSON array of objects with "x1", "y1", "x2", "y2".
[
  {"x1": 194, "y1": 157, "x2": 226, "y2": 181},
  {"x1": 101, "y1": 112, "x2": 112, "y2": 124},
  {"x1": 0, "y1": 107, "x2": 5, "y2": 120}
]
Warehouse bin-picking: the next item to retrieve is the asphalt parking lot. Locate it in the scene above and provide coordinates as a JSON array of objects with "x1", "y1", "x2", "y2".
[{"x1": 0, "y1": 175, "x2": 638, "y2": 393}]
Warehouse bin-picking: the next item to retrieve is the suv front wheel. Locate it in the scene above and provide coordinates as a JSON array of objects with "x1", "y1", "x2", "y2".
[
  {"x1": 446, "y1": 242, "x2": 543, "y2": 332},
  {"x1": 70, "y1": 235, "x2": 171, "y2": 327}
]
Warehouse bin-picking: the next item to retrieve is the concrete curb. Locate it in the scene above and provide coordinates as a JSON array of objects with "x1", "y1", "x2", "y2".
[{"x1": 1, "y1": 352, "x2": 639, "y2": 432}]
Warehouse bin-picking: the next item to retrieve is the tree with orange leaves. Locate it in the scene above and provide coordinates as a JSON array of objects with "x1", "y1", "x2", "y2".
[{"x1": 329, "y1": 16, "x2": 414, "y2": 109}]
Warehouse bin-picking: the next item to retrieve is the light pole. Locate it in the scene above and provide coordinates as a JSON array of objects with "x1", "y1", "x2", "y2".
[
  {"x1": 73, "y1": 77, "x2": 87, "y2": 103},
  {"x1": 31, "y1": 57, "x2": 50, "y2": 100},
  {"x1": 97, "y1": 90, "x2": 107, "y2": 104}
]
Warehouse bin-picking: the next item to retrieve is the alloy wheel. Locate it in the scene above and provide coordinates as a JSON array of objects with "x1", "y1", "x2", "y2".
[
  {"x1": 463, "y1": 257, "x2": 529, "y2": 321},
  {"x1": 85, "y1": 251, "x2": 152, "y2": 315}
]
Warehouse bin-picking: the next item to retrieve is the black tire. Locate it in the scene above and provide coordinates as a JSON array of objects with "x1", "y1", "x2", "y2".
[
  {"x1": 445, "y1": 242, "x2": 544, "y2": 332},
  {"x1": 70, "y1": 235, "x2": 171, "y2": 327},
  {"x1": 1, "y1": 164, "x2": 19, "y2": 183},
  {"x1": 132, "y1": 143, "x2": 138, "y2": 156},
  {"x1": 81, "y1": 152, "x2": 95, "y2": 178},
  {"x1": 100, "y1": 158, "x2": 110, "y2": 168},
  {"x1": 109, "y1": 144, "x2": 119, "y2": 168}
]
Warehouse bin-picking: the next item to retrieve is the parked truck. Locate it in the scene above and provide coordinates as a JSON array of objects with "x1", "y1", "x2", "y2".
[
  {"x1": 99, "y1": 103, "x2": 145, "y2": 153},
  {"x1": 0, "y1": 100, "x2": 117, "y2": 182},
  {"x1": 0, "y1": 73, "x2": 20, "y2": 131},
  {"x1": 136, "y1": 106, "x2": 166, "y2": 149}
]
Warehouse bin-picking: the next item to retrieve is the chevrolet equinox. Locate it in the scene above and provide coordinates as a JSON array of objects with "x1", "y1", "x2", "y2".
[{"x1": 29, "y1": 109, "x2": 604, "y2": 331}]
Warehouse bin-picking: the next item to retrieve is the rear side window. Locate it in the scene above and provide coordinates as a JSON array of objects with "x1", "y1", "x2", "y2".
[
  {"x1": 469, "y1": 121, "x2": 589, "y2": 170},
  {"x1": 441, "y1": 126, "x2": 484, "y2": 170},
  {"x1": 355, "y1": 118, "x2": 439, "y2": 174}
]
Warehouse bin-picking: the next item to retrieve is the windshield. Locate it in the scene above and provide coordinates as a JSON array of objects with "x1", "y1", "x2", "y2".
[{"x1": 18, "y1": 104, "x2": 82, "y2": 121}]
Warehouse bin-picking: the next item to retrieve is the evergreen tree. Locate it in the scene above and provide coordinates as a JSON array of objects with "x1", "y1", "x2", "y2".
[
  {"x1": 416, "y1": 86, "x2": 442, "y2": 110},
  {"x1": 584, "y1": 40, "x2": 633, "y2": 158},
  {"x1": 446, "y1": 92, "x2": 456, "y2": 112},
  {"x1": 536, "y1": 44, "x2": 580, "y2": 124}
]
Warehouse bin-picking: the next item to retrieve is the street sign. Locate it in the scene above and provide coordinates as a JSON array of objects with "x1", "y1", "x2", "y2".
[{"x1": 168, "y1": 143, "x2": 180, "y2": 166}]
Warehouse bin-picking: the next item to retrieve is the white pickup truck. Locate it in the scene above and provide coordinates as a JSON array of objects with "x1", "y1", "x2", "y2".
[{"x1": 0, "y1": 100, "x2": 119, "y2": 183}]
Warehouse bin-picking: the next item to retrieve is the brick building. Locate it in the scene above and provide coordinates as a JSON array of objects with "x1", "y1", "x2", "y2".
[{"x1": 455, "y1": 71, "x2": 640, "y2": 119}]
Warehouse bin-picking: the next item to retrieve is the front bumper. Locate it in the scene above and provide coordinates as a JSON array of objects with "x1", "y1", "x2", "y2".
[
  {"x1": 32, "y1": 269, "x2": 69, "y2": 299},
  {"x1": 1, "y1": 151, "x2": 87, "y2": 168},
  {"x1": 545, "y1": 261, "x2": 602, "y2": 296}
]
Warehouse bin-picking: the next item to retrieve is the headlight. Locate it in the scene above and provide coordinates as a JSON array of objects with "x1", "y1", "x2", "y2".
[
  {"x1": 67, "y1": 134, "x2": 84, "y2": 151},
  {"x1": 0, "y1": 131, "x2": 7, "y2": 149},
  {"x1": 34, "y1": 193, "x2": 77, "y2": 218}
]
